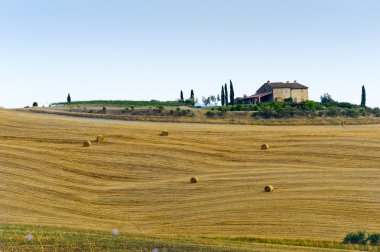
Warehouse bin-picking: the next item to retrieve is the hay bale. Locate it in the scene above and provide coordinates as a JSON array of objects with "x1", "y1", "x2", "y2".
[
  {"x1": 190, "y1": 177, "x2": 198, "y2": 183},
  {"x1": 160, "y1": 130, "x2": 169, "y2": 136},
  {"x1": 261, "y1": 144, "x2": 269, "y2": 150},
  {"x1": 96, "y1": 135, "x2": 104, "y2": 142},
  {"x1": 264, "y1": 185, "x2": 274, "y2": 192},
  {"x1": 83, "y1": 141, "x2": 91, "y2": 147}
]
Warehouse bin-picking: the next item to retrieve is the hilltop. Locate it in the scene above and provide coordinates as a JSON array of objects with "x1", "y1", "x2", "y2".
[{"x1": 23, "y1": 99, "x2": 380, "y2": 125}]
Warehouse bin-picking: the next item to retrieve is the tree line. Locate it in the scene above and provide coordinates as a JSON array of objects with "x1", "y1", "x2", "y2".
[{"x1": 200, "y1": 79, "x2": 235, "y2": 107}]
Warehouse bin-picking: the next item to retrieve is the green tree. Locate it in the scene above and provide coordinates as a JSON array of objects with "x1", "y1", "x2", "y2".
[
  {"x1": 361, "y1": 85, "x2": 366, "y2": 107},
  {"x1": 320, "y1": 93, "x2": 334, "y2": 103},
  {"x1": 343, "y1": 230, "x2": 367, "y2": 245},
  {"x1": 221, "y1": 86, "x2": 225, "y2": 106},
  {"x1": 210, "y1": 95, "x2": 217, "y2": 105},
  {"x1": 190, "y1": 89, "x2": 194, "y2": 101},
  {"x1": 224, "y1": 83, "x2": 228, "y2": 106},
  {"x1": 202, "y1": 96, "x2": 211, "y2": 107},
  {"x1": 67, "y1": 93, "x2": 71, "y2": 103},
  {"x1": 229, "y1": 80, "x2": 235, "y2": 105},
  {"x1": 180, "y1": 90, "x2": 184, "y2": 102},
  {"x1": 32, "y1": 102, "x2": 38, "y2": 107}
]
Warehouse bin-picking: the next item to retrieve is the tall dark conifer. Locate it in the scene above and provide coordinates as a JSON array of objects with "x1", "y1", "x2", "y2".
[
  {"x1": 229, "y1": 80, "x2": 235, "y2": 105},
  {"x1": 224, "y1": 83, "x2": 228, "y2": 106},
  {"x1": 180, "y1": 90, "x2": 184, "y2": 102},
  {"x1": 67, "y1": 93, "x2": 71, "y2": 103},
  {"x1": 190, "y1": 89, "x2": 194, "y2": 101},
  {"x1": 221, "y1": 86, "x2": 225, "y2": 106},
  {"x1": 361, "y1": 85, "x2": 366, "y2": 107}
]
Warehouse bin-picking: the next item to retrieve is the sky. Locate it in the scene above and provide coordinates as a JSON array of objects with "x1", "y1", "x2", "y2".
[{"x1": 0, "y1": 0, "x2": 379, "y2": 108}]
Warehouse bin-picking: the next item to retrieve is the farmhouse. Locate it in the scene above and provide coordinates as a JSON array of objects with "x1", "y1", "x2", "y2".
[{"x1": 236, "y1": 80, "x2": 308, "y2": 104}]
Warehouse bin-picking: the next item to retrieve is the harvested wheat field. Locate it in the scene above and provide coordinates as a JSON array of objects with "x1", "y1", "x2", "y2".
[{"x1": 0, "y1": 108, "x2": 379, "y2": 244}]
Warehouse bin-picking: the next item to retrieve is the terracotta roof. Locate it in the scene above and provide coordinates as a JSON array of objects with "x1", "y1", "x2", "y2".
[
  {"x1": 248, "y1": 91, "x2": 273, "y2": 98},
  {"x1": 236, "y1": 91, "x2": 273, "y2": 100},
  {"x1": 266, "y1": 82, "x2": 308, "y2": 89}
]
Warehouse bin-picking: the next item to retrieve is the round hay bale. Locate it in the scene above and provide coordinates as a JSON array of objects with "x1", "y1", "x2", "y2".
[
  {"x1": 261, "y1": 144, "x2": 269, "y2": 150},
  {"x1": 160, "y1": 130, "x2": 169, "y2": 136},
  {"x1": 190, "y1": 177, "x2": 198, "y2": 183},
  {"x1": 96, "y1": 135, "x2": 104, "y2": 142},
  {"x1": 264, "y1": 185, "x2": 274, "y2": 192},
  {"x1": 83, "y1": 141, "x2": 91, "y2": 147}
]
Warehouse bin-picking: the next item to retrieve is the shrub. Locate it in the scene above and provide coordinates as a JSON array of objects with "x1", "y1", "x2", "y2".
[
  {"x1": 217, "y1": 107, "x2": 228, "y2": 112},
  {"x1": 176, "y1": 107, "x2": 181, "y2": 112},
  {"x1": 301, "y1": 100, "x2": 316, "y2": 111},
  {"x1": 338, "y1": 102, "x2": 355, "y2": 109},
  {"x1": 284, "y1": 97, "x2": 293, "y2": 102},
  {"x1": 251, "y1": 104, "x2": 259, "y2": 111},
  {"x1": 236, "y1": 104, "x2": 243, "y2": 111},
  {"x1": 185, "y1": 99, "x2": 195, "y2": 106},
  {"x1": 284, "y1": 106, "x2": 298, "y2": 117},
  {"x1": 273, "y1": 102, "x2": 283, "y2": 110},
  {"x1": 367, "y1": 233, "x2": 380, "y2": 245},
  {"x1": 257, "y1": 107, "x2": 275, "y2": 118},
  {"x1": 275, "y1": 108, "x2": 290, "y2": 118},
  {"x1": 241, "y1": 105, "x2": 251, "y2": 111},
  {"x1": 358, "y1": 107, "x2": 368, "y2": 116},
  {"x1": 373, "y1": 107, "x2": 380, "y2": 117},
  {"x1": 180, "y1": 110, "x2": 190, "y2": 116},
  {"x1": 205, "y1": 111, "x2": 215, "y2": 118},
  {"x1": 102, "y1": 106, "x2": 106, "y2": 111},
  {"x1": 345, "y1": 109, "x2": 360, "y2": 118},
  {"x1": 326, "y1": 107, "x2": 339, "y2": 117},
  {"x1": 32, "y1": 102, "x2": 38, "y2": 107},
  {"x1": 315, "y1": 103, "x2": 324, "y2": 110},
  {"x1": 343, "y1": 230, "x2": 367, "y2": 245},
  {"x1": 317, "y1": 111, "x2": 326, "y2": 117}
]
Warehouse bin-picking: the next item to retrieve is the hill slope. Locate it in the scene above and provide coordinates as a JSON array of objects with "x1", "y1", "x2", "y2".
[{"x1": 0, "y1": 109, "x2": 379, "y2": 242}]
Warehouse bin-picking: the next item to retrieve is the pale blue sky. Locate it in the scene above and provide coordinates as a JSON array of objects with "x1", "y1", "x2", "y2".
[{"x1": 0, "y1": 0, "x2": 379, "y2": 108}]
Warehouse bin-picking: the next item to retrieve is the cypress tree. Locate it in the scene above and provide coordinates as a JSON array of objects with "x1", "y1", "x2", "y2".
[
  {"x1": 67, "y1": 93, "x2": 71, "y2": 103},
  {"x1": 224, "y1": 83, "x2": 228, "y2": 106},
  {"x1": 180, "y1": 90, "x2": 184, "y2": 102},
  {"x1": 361, "y1": 85, "x2": 366, "y2": 107},
  {"x1": 229, "y1": 80, "x2": 235, "y2": 105},
  {"x1": 221, "y1": 86, "x2": 225, "y2": 106},
  {"x1": 190, "y1": 89, "x2": 194, "y2": 101}
]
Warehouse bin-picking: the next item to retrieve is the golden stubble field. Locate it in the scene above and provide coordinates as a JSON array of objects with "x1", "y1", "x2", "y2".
[{"x1": 0, "y1": 108, "x2": 379, "y2": 241}]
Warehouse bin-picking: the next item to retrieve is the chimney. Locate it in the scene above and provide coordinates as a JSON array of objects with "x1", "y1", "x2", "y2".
[
  {"x1": 267, "y1": 80, "x2": 270, "y2": 84},
  {"x1": 287, "y1": 81, "x2": 289, "y2": 84},
  {"x1": 294, "y1": 80, "x2": 297, "y2": 83}
]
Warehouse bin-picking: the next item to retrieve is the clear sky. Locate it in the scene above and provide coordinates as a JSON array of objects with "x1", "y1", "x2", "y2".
[{"x1": 0, "y1": 0, "x2": 379, "y2": 108}]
